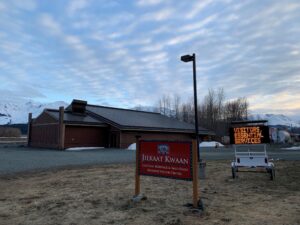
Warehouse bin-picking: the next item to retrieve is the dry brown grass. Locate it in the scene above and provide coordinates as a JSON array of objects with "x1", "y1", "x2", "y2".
[{"x1": 0, "y1": 161, "x2": 299, "y2": 225}]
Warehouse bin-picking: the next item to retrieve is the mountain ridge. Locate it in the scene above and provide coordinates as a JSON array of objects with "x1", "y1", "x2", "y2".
[
  {"x1": 248, "y1": 113, "x2": 300, "y2": 127},
  {"x1": 0, "y1": 100, "x2": 299, "y2": 127},
  {"x1": 0, "y1": 100, "x2": 68, "y2": 125}
]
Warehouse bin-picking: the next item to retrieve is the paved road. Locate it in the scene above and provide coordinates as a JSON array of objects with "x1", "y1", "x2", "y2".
[
  {"x1": 0, "y1": 147, "x2": 134, "y2": 175},
  {"x1": 0, "y1": 146, "x2": 299, "y2": 174},
  {"x1": 199, "y1": 147, "x2": 300, "y2": 160}
]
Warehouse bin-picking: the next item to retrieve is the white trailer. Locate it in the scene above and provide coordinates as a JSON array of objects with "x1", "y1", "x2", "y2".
[{"x1": 231, "y1": 144, "x2": 275, "y2": 180}]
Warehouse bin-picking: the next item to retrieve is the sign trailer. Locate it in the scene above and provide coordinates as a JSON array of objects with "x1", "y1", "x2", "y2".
[
  {"x1": 134, "y1": 138, "x2": 201, "y2": 209},
  {"x1": 229, "y1": 121, "x2": 275, "y2": 180}
]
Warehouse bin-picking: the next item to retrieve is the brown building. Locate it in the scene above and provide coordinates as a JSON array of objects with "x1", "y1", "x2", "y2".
[{"x1": 28, "y1": 99, "x2": 214, "y2": 149}]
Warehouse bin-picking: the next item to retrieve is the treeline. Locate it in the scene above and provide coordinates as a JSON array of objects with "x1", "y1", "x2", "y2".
[{"x1": 157, "y1": 88, "x2": 248, "y2": 136}]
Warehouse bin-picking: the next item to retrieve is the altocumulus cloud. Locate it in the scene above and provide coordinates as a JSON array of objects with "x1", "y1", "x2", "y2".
[{"x1": 0, "y1": 0, "x2": 299, "y2": 118}]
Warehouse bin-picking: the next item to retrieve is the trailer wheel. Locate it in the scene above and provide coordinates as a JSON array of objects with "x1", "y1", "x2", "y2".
[
  {"x1": 198, "y1": 199, "x2": 204, "y2": 211},
  {"x1": 270, "y1": 167, "x2": 275, "y2": 181},
  {"x1": 232, "y1": 167, "x2": 236, "y2": 179}
]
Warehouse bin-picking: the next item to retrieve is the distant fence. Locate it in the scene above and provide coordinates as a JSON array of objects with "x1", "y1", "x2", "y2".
[{"x1": 0, "y1": 137, "x2": 27, "y2": 147}]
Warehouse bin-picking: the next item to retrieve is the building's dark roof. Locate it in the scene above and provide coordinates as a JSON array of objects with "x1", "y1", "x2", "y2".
[
  {"x1": 231, "y1": 120, "x2": 268, "y2": 125},
  {"x1": 42, "y1": 100, "x2": 214, "y2": 135},
  {"x1": 85, "y1": 104, "x2": 213, "y2": 135},
  {"x1": 45, "y1": 109, "x2": 107, "y2": 126}
]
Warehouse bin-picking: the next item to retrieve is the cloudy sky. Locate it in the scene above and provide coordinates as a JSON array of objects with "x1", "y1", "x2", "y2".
[{"x1": 0, "y1": 0, "x2": 299, "y2": 118}]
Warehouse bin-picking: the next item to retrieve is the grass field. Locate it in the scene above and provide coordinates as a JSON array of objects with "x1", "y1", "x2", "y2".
[{"x1": 0, "y1": 161, "x2": 299, "y2": 225}]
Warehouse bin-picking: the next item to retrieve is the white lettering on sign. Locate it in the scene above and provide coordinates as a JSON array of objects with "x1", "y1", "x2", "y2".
[{"x1": 141, "y1": 154, "x2": 189, "y2": 165}]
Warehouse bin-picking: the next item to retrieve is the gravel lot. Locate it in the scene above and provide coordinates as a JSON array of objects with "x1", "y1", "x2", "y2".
[{"x1": 0, "y1": 146, "x2": 299, "y2": 174}]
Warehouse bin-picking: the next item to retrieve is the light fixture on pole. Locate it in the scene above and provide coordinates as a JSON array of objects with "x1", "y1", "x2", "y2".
[{"x1": 180, "y1": 53, "x2": 200, "y2": 162}]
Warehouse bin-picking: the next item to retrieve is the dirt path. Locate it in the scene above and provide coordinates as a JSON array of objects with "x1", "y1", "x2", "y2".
[{"x1": 0, "y1": 161, "x2": 299, "y2": 225}]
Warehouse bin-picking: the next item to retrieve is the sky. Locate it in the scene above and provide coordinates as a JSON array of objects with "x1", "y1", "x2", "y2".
[{"x1": 0, "y1": 0, "x2": 300, "y2": 119}]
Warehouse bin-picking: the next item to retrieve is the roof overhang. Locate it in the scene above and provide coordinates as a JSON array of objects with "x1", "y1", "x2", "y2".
[
  {"x1": 121, "y1": 126, "x2": 215, "y2": 135},
  {"x1": 64, "y1": 122, "x2": 108, "y2": 127}
]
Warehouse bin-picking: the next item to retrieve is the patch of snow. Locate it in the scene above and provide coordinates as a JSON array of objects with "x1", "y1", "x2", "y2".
[
  {"x1": 128, "y1": 142, "x2": 225, "y2": 150},
  {"x1": 127, "y1": 143, "x2": 136, "y2": 150},
  {"x1": 65, "y1": 147, "x2": 104, "y2": 151},
  {"x1": 281, "y1": 146, "x2": 300, "y2": 151},
  {"x1": 200, "y1": 141, "x2": 224, "y2": 148},
  {"x1": 0, "y1": 141, "x2": 27, "y2": 143},
  {"x1": 0, "y1": 136, "x2": 27, "y2": 139}
]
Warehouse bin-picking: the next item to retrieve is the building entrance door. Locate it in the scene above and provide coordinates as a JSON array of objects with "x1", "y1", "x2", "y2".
[{"x1": 110, "y1": 132, "x2": 119, "y2": 148}]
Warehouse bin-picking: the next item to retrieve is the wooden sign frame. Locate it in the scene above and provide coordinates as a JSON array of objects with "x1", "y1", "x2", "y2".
[{"x1": 134, "y1": 137, "x2": 199, "y2": 208}]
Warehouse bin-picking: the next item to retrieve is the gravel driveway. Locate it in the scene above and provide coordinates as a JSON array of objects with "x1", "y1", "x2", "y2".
[{"x1": 1, "y1": 146, "x2": 299, "y2": 174}]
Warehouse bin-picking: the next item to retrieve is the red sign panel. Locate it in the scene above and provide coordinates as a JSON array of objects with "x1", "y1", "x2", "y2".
[{"x1": 138, "y1": 141, "x2": 193, "y2": 181}]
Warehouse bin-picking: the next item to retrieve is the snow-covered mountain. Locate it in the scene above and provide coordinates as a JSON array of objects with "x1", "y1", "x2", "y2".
[
  {"x1": 0, "y1": 100, "x2": 68, "y2": 125},
  {"x1": 1, "y1": 99, "x2": 299, "y2": 128},
  {"x1": 132, "y1": 106, "x2": 178, "y2": 117},
  {"x1": 132, "y1": 105, "x2": 160, "y2": 113},
  {"x1": 249, "y1": 114, "x2": 300, "y2": 127}
]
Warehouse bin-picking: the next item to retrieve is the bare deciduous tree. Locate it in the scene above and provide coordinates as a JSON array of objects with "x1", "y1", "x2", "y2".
[
  {"x1": 156, "y1": 88, "x2": 248, "y2": 136},
  {"x1": 158, "y1": 94, "x2": 172, "y2": 116},
  {"x1": 173, "y1": 94, "x2": 181, "y2": 120},
  {"x1": 224, "y1": 97, "x2": 248, "y2": 121}
]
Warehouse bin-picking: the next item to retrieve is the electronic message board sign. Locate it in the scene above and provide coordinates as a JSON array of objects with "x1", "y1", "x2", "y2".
[
  {"x1": 229, "y1": 126, "x2": 270, "y2": 145},
  {"x1": 138, "y1": 141, "x2": 192, "y2": 180}
]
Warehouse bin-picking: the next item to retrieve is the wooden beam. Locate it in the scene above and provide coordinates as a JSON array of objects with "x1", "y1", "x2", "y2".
[
  {"x1": 192, "y1": 139, "x2": 199, "y2": 208},
  {"x1": 27, "y1": 113, "x2": 32, "y2": 147},
  {"x1": 59, "y1": 106, "x2": 65, "y2": 150},
  {"x1": 135, "y1": 135, "x2": 141, "y2": 196}
]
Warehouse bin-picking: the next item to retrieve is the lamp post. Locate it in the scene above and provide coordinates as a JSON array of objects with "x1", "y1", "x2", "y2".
[{"x1": 181, "y1": 53, "x2": 200, "y2": 162}]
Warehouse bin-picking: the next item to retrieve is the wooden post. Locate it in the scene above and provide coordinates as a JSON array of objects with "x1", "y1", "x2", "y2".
[
  {"x1": 192, "y1": 139, "x2": 199, "y2": 208},
  {"x1": 135, "y1": 135, "x2": 141, "y2": 196},
  {"x1": 27, "y1": 113, "x2": 32, "y2": 147},
  {"x1": 59, "y1": 106, "x2": 65, "y2": 150}
]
